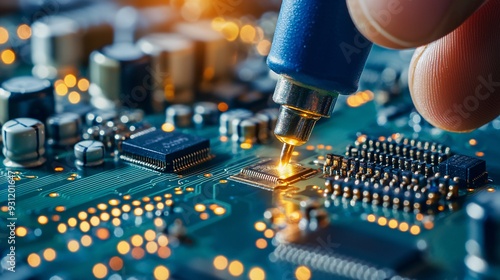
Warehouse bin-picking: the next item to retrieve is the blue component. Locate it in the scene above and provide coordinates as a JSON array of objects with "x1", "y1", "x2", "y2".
[{"x1": 267, "y1": 0, "x2": 372, "y2": 94}]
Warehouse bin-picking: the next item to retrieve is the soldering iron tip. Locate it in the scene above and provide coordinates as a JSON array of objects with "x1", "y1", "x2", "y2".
[{"x1": 279, "y1": 143, "x2": 294, "y2": 167}]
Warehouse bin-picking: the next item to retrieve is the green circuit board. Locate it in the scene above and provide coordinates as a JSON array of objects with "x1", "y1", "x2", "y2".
[
  {"x1": 0, "y1": 3, "x2": 498, "y2": 278},
  {"x1": 1, "y1": 98, "x2": 498, "y2": 280}
]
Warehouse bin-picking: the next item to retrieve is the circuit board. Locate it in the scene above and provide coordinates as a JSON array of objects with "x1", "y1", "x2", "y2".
[{"x1": 0, "y1": 2, "x2": 499, "y2": 280}]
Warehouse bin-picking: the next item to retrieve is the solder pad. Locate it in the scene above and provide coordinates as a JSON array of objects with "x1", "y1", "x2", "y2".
[{"x1": 231, "y1": 158, "x2": 318, "y2": 190}]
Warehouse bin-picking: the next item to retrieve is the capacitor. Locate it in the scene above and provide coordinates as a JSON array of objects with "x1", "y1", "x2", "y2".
[
  {"x1": 137, "y1": 33, "x2": 195, "y2": 105},
  {"x1": 465, "y1": 191, "x2": 500, "y2": 279},
  {"x1": 231, "y1": 116, "x2": 267, "y2": 144},
  {"x1": 175, "y1": 21, "x2": 233, "y2": 86},
  {"x1": 46, "y1": 113, "x2": 82, "y2": 146},
  {"x1": 119, "y1": 109, "x2": 144, "y2": 124},
  {"x1": 165, "y1": 104, "x2": 192, "y2": 128},
  {"x1": 85, "y1": 110, "x2": 118, "y2": 126},
  {"x1": 219, "y1": 109, "x2": 253, "y2": 137},
  {"x1": 2, "y1": 118, "x2": 46, "y2": 168},
  {"x1": 0, "y1": 76, "x2": 55, "y2": 125},
  {"x1": 31, "y1": 16, "x2": 83, "y2": 79},
  {"x1": 255, "y1": 108, "x2": 279, "y2": 141},
  {"x1": 193, "y1": 102, "x2": 218, "y2": 127},
  {"x1": 74, "y1": 140, "x2": 105, "y2": 167},
  {"x1": 89, "y1": 43, "x2": 153, "y2": 112}
]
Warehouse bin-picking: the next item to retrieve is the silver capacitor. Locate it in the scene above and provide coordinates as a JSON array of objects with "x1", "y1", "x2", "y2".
[
  {"x1": 46, "y1": 113, "x2": 82, "y2": 146},
  {"x1": 31, "y1": 16, "x2": 83, "y2": 79},
  {"x1": 0, "y1": 76, "x2": 55, "y2": 125},
  {"x1": 255, "y1": 108, "x2": 279, "y2": 142},
  {"x1": 74, "y1": 140, "x2": 105, "y2": 167},
  {"x1": 165, "y1": 104, "x2": 193, "y2": 128},
  {"x1": 193, "y1": 102, "x2": 218, "y2": 127},
  {"x1": 137, "y1": 33, "x2": 195, "y2": 105},
  {"x1": 175, "y1": 21, "x2": 233, "y2": 85},
  {"x1": 231, "y1": 116, "x2": 267, "y2": 144},
  {"x1": 89, "y1": 43, "x2": 153, "y2": 112},
  {"x1": 2, "y1": 118, "x2": 46, "y2": 168},
  {"x1": 219, "y1": 109, "x2": 252, "y2": 137}
]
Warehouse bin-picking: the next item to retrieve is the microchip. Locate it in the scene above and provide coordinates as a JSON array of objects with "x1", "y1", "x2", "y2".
[
  {"x1": 438, "y1": 154, "x2": 488, "y2": 188},
  {"x1": 273, "y1": 223, "x2": 427, "y2": 278},
  {"x1": 231, "y1": 159, "x2": 317, "y2": 190},
  {"x1": 120, "y1": 128, "x2": 212, "y2": 172}
]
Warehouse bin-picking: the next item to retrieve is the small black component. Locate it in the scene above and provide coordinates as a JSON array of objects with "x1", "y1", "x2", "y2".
[
  {"x1": 120, "y1": 128, "x2": 212, "y2": 172},
  {"x1": 438, "y1": 154, "x2": 488, "y2": 188},
  {"x1": 231, "y1": 158, "x2": 317, "y2": 190}
]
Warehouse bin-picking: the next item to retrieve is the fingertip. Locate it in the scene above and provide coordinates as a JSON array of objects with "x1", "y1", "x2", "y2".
[
  {"x1": 347, "y1": 0, "x2": 487, "y2": 49},
  {"x1": 408, "y1": 0, "x2": 500, "y2": 132}
]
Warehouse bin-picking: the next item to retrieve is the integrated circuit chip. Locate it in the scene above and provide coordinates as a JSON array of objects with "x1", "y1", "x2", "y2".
[
  {"x1": 120, "y1": 128, "x2": 212, "y2": 172},
  {"x1": 438, "y1": 154, "x2": 488, "y2": 188},
  {"x1": 231, "y1": 159, "x2": 317, "y2": 190}
]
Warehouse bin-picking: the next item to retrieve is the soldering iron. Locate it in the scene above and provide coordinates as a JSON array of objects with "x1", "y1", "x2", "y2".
[{"x1": 267, "y1": 0, "x2": 373, "y2": 166}]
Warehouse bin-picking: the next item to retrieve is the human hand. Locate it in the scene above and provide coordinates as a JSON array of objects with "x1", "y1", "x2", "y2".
[{"x1": 347, "y1": 0, "x2": 500, "y2": 132}]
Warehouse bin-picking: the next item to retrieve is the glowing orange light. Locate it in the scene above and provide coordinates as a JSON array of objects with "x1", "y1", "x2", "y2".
[
  {"x1": 68, "y1": 91, "x2": 81, "y2": 104},
  {"x1": 64, "y1": 74, "x2": 77, "y2": 88},
  {"x1": 109, "y1": 256, "x2": 123, "y2": 271},
  {"x1": 92, "y1": 263, "x2": 108, "y2": 279},
  {"x1": 1, "y1": 49, "x2": 16, "y2": 65},
  {"x1": 240, "y1": 25, "x2": 256, "y2": 43},
  {"x1": 221, "y1": 21, "x2": 239, "y2": 41},
  {"x1": 78, "y1": 78, "x2": 90, "y2": 91},
  {"x1": 213, "y1": 255, "x2": 228, "y2": 270},
  {"x1": 0, "y1": 27, "x2": 9, "y2": 44},
  {"x1": 218, "y1": 102, "x2": 229, "y2": 112},
  {"x1": 161, "y1": 123, "x2": 175, "y2": 132},
  {"x1": 17, "y1": 24, "x2": 31, "y2": 40}
]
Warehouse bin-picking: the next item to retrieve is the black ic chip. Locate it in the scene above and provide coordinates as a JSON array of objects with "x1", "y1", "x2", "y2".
[
  {"x1": 231, "y1": 159, "x2": 317, "y2": 190},
  {"x1": 438, "y1": 154, "x2": 488, "y2": 188},
  {"x1": 120, "y1": 128, "x2": 212, "y2": 172}
]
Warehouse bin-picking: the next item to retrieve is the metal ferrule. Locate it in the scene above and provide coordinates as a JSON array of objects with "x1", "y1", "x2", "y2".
[{"x1": 273, "y1": 77, "x2": 339, "y2": 146}]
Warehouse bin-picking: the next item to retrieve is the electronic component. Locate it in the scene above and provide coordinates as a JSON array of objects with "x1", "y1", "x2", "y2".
[
  {"x1": 175, "y1": 21, "x2": 233, "y2": 86},
  {"x1": 0, "y1": 76, "x2": 55, "y2": 125},
  {"x1": 231, "y1": 158, "x2": 317, "y2": 190},
  {"x1": 120, "y1": 128, "x2": 212, "y2": 172},
  {"x1": 118, "y1": 109, "x2": 144, "y2": 124},
  {"x1": 165, "y1": 104, "x2": 193, "y2": 128},
  {"x1": 2, "y1": 118, "x2": 46, "y2": 168},
  {"x1": 74, "y1": 140, "x2": 105, "y2": 167},
  {"x1": 439, "y1": 155, "x2": 488, "y2": 188},
  {"x1": 219, "y1": 109, "x2": 252, "y2": 137},
  {"x1": 85, "y1": 110, "x2": 118, "y2": 126},
  {"x1": 231, "y1": 116, "x2": 267, "y2": 144},
  {"x1": 193, "y1": 102, "x2": 218, "y2": 127},
  {"x1": 465, "y1": 191, "x2": 500, "y2": 279},
  {"x1": 321, "y1": 135, "x2": 479, "y2": 212},
  {"x1": 255, "y1": 108, "x2": 279, "y2": 141},
  {"x1": 46, "y1": 113, "x2": 82, "y2": 146},
  {"x1": 89, "y1": 44, "x2": 153, "y2": 112},
  {"x1": 31, "y1": 16, "x2": 82, "y2": 79},
  {"x1": 273, "y1": 224, "x2": 426, "y2": 279},
  {"x1": 137, "y1": 33, "x2": 195, "y2": 105}
]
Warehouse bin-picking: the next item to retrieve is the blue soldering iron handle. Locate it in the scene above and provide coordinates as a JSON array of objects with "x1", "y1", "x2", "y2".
[{"x1": 267, "y1": 0, "x2": 372, "y2": 95}]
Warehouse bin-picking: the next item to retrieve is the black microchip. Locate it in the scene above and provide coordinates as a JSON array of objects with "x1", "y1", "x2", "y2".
[
  {"x1": 438, "y1": 154, "x2": 487, "y2": 188},
  {"x1": 231, "y1": 159, "x2": 317, "y2": 190},
  {"x1": 120, "y1": 128, "x2": 212, "y2": 172}
]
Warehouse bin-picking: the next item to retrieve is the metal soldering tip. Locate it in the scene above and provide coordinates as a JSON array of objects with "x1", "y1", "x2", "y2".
[{"x1": 279, "y1": 143, "x2": 294, "y2": 167}]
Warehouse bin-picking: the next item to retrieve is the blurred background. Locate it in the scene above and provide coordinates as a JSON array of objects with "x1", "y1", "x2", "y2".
[{"x1": 0, "y1": 0, "x2": 429, "y2": 134}]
